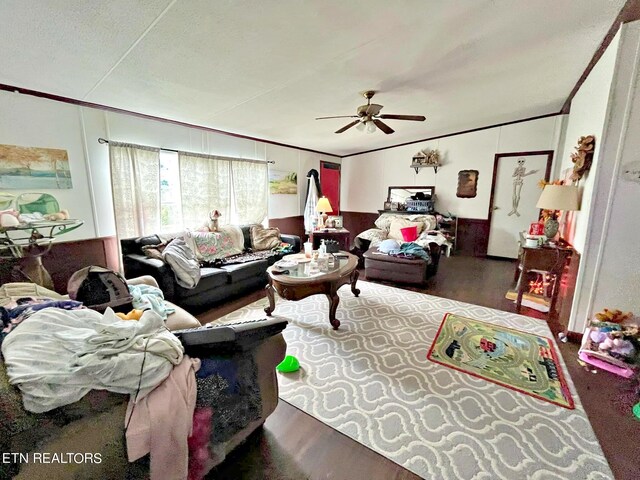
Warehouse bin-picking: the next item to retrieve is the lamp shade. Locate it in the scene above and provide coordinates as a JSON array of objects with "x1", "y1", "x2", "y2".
[
  {"x1": 316, "y1": 196, "x2": 333, "y2": 213},
  {"x1": 536, "y1": 185, "x2": 580, "y2": 211}
]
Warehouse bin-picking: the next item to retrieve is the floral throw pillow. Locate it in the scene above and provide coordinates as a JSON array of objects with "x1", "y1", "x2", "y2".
[
  {"x1": 189, "y1": 231, "x2": 242, "y2": 262},
  {"x1": 356, "y1": 228, "x2": 388, "y2": 243}
]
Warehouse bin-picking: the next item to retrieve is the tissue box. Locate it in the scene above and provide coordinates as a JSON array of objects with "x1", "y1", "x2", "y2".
[{"x1": 325, "y1": 240, "x2": 340, "y2": 253}]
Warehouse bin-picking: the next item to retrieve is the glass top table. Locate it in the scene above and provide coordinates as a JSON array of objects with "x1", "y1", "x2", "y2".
[
  {"x1": 270, "y1": 253, "x2": 355, "y2": 280},
  {"x1": 265, "y1": 252, "x2": 360, "y2": 329}
]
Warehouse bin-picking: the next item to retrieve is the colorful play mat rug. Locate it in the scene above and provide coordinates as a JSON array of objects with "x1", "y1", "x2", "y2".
[{"x1": 427, "y1": 313, "x2": 574, "y2": 409}]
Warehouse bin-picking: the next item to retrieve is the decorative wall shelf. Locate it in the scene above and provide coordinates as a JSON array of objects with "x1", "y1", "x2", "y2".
[{"x1": 410, "y1": 163, "x2": 439, "y2": 174}]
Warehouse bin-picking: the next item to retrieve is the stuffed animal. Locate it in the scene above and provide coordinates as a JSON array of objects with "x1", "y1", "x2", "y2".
[
  {"x1": 208, "y1": 210, "x2": 221, "y2": 232},
  {"x1": 115, "y1": 309, "x2": 145, "y2": 321},
  {"x1": 44, "y1": 209, "x2": 70, "y2": 221},
  {"x1": 594, "y1": 308, "x2": 633, "y2": 324},
  {"x1": 0, "y1": 209, "x2": 20, "y2": 227}
]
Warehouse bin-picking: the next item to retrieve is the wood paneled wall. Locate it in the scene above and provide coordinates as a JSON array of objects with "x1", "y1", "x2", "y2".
[
  {"x1": 0, "y1": 236, "x2": 119, "y2": 294},
  {"x1": 455, "y1": 218, "x2": 490, "y2": 257},
  {"x1": 269, "y1": 216, "x2": 306, "y2": 242}
]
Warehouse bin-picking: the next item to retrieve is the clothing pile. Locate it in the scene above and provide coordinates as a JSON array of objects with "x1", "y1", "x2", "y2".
[{"x1": 2, "y1": 306, "x2": 183, "y2": 413}]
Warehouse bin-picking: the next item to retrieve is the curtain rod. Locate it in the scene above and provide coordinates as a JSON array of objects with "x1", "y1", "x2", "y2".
[{"x1": 97, "y1": 138, "x2": 275, "y2": 164}]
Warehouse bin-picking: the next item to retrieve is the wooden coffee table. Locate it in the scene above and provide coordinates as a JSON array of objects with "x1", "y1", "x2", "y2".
[{"x1": 264, "y1": 252, "x2": 360, "y2": 330}]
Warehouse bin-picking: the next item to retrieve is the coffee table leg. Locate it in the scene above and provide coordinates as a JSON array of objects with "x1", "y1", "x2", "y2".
[
  {"x1": 264, "y1": 282, "x2": 275, "y2": 316},
  {"x1": 350, "y1": 269, "x2": 360, "y2": 297},
  {"x1": 326, "y1": 293, "x2": 341, "y2": 330}
]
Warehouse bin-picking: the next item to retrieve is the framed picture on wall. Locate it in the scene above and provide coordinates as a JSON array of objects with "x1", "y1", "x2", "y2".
[{"x1": 456, "y1": 170, "x2": 479, "y2": 198}]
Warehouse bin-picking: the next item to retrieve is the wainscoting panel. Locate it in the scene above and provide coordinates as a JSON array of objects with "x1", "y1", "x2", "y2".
[
  {"x1": 342, "y1": 211, "x2": 378, "y2": 247},
  {"x1": 269, "y1": 216, "x2": 306, "y2": 242},
  {"x1": 0, "y1": 236, "x2": 119, "y2": 294},
  {"x1": 456, "y1": 218, "x2": 490, "y2": 257}
]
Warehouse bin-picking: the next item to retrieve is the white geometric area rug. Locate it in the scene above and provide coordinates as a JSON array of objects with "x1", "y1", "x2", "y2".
[{"x1": 218, "y1": 281, "x2": 612, "y2": 480}]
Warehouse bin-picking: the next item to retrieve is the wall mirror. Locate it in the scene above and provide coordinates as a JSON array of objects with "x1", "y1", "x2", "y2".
[{"x1": 387, "y1": 186, "x2": 435, "y2": 204}]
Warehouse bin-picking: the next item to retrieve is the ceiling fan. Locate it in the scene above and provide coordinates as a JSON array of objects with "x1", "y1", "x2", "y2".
[{"x1": 315, "y1": 90, "x2": 426, "y2": 134}]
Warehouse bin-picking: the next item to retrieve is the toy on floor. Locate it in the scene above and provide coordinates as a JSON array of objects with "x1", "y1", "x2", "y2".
[
  {"x1": 594, "y1": 308, "x2": 633, "y2": 324},
  {"x1": 276, "y1": 355, "x2": 300, "y2": 373},
  {"x1": 579, "y1": 308, "x2": 639, "y2": 378}
]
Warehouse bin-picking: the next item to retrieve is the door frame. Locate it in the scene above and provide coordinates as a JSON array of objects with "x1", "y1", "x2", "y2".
[
  {"x1": 486, "y1": 150, "x2": 554, "y2": 254},
  {"x1": 320, "y1": 160, "x2": 341, "y2": 214}
]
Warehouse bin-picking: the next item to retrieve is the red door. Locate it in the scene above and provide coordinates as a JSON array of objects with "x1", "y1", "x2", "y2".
[{"x1": 320, "y1": 161, "x2": 340, "y2": 215}]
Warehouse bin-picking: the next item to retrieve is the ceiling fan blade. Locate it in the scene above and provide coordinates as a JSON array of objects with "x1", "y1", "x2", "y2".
[
  {"x1": 378, "y1": 114, "x2": 426, "y2": 121},
  {"x1": 316, "y1": 115, "x2": 359, "y2": 120},
  {"x1": 373, "y1": 119, "x2": 394, "y2": 134},
  {"x1": 335, "y1": 120, "x2": 361, "y2": 134}
]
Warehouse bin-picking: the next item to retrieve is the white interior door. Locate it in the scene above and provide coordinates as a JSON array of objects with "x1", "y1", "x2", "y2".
[{"x1": 487, "y1": 153, "x2": 551, "y2": 258}]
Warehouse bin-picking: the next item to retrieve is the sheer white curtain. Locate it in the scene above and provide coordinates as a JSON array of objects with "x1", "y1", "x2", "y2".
[
  {"x1": 231, "y1": 160, "x2": 268, "y2": 225},
  {"x1": 178, "y1": 152, "x2": 231, "y2": 228},
  {"x1": 109, "y1": 142, "x2": 160, "y2": 238}
]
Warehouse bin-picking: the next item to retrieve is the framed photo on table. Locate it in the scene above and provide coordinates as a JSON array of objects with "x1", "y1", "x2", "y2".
[{"x1": 327, "y1": 215, "x2": 343, "y2": 228}]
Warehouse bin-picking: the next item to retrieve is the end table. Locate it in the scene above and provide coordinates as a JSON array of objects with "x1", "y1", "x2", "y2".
[{"x1": 310, "y1": 228, "x2": 350, "y2": 251}]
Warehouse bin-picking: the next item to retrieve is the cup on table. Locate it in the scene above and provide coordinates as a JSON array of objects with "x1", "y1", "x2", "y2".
[{"x1": 304, "y1": 241, "x2": 313, "y2": 258}]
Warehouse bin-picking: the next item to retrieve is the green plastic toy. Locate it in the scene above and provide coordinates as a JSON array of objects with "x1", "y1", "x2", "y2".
[
  {"x1": 276, "y1": 355, "x2": 300, "y2": 373},
  {"x1": 633, "y1": 402, "x2": 640, "y2": 420}
]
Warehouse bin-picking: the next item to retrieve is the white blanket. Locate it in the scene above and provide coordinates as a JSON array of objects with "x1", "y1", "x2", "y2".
[{"x1": 1, "y1": 307, "x2": 183, "y2": 413}]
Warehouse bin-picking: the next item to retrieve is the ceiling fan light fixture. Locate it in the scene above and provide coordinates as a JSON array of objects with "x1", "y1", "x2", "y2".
[
  {"x1": 356, "y1": 121, "x2": 366, "y2": 132},
  {"x1": 366, "y1": 121, "x2": 376, "y2": 134}
]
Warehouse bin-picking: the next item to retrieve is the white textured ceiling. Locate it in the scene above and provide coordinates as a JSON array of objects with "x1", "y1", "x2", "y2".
[{"x1": 0, "y1": 0, "x2": 625, "y2": 156}]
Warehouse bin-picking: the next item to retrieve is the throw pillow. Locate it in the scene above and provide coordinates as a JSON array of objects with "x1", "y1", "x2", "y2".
[
  {"x1": 250, "y1": 225, "x2": 281, "y2": 251},
  {"x1": 162, "y1": 238, "x2": 201, "y2": 289},
  {"x1": 407, "y1": 214, "x2": 437, "y2": 232},
  {"x1": 141, "y1": 243, "x2": 167, "y2": 262},
  {"x1": 388, "y1": 218, "x2": 424, "y2": 241},
  {"x1": 188, "y1": 231, "x2": 243, "y2": 263},
  {"x1": 374, "y1": 213, "x2": 397, "y2": 231},
  {"x1": 356, "y1": 228, "x2": 388, "y2": 243}
]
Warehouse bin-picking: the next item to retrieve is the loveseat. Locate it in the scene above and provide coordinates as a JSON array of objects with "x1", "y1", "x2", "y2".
[
  {"x1": 350, "y1": 212, "x2": 443, "y2": 276},
  {"x1": 0, "y1": 276, "x2": 287, "y2": 479},
  {"x1": 121, "y1": 226, "x2": 301, "y2": 311}
]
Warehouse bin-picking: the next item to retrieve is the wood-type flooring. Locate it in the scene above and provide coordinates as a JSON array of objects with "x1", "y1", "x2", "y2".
[{"x1": 200, "y1": 256, "x2": 639, "y2": 480}]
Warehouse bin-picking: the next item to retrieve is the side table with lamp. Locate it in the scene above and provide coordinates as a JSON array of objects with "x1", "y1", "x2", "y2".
[
  {"x1": 514, "y1": 184, "x2": 580, "y2": 315},
  {"x1": 310, "y1": 196, "x2": 351, "y2": 250}
]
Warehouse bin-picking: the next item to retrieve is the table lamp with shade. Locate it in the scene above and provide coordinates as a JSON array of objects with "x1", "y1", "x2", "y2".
[
  {"x1": 536, "y1": 184, "x2": 580, "y2": 241},
  {"x1": 315, "y1": 196, "x2": 333, "y2": 229}
]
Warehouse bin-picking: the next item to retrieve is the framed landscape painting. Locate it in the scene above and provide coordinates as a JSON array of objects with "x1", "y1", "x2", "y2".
[
  {"x1": 269, "y1": 170, "x2": 297, "y2": 194},
  {"x1": 0, "y1": 144, "x2": 72, "y2": 189}
]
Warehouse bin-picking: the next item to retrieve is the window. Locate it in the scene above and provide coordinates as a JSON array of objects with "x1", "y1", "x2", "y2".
[
  {"x1": 159, "y1": 150, "x2": 182, "y2": 233},
  {"x1": 109, "y1": 142, "x2": 268, "y2": 239}
]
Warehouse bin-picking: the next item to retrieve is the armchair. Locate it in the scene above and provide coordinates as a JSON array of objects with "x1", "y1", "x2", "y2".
[{"x1": 0, "y1": 276, "x2": 286, "y2": 479}]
